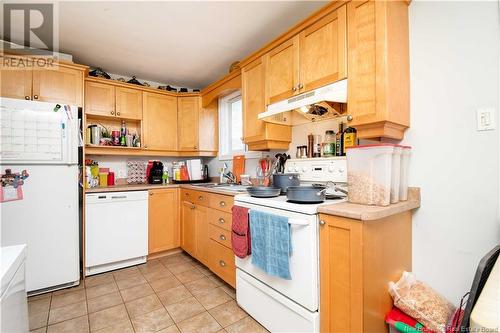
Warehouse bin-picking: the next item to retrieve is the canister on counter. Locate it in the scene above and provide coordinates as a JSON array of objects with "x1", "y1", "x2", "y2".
[
  {"x1": 99, "y1": 173, "x2": 108, "y2": 187},
  {"x1": 107, "y1": 172, "x2": 115, "y2": 186}
]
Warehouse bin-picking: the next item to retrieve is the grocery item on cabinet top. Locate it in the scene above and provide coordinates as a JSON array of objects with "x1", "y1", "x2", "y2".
[{"x1": 346, "y1": 144, "x2": 411, "y2": 206}]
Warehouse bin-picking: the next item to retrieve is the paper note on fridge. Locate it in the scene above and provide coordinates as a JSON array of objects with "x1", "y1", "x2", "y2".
[{"x1": 0, "y1": 98, "x2": 76, "y2": 164}]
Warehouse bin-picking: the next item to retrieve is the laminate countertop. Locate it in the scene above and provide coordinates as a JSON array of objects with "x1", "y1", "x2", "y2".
[
  {"x1": 317, "y1": 187, "x2": 421, "y2": 221},
  {"x1": 84, "y1": 183, "x2": 242, "y2": 196}
]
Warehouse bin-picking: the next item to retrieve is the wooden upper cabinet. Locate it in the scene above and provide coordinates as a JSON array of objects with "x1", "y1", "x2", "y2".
[
  {"x1": 32, "y1": 67, "x2": 83, "y2": 106},
  {"x1": 242, "y1": 58, "x2": 292, "y2": 151},
  {"x1": 0, "y1": 70, "x2": 32, "y2": 100},
  {"x1": 264, "y1": 36, "x2": 299, "y2": 105},
  {"x1": 242, "y1": 59, "x2": 266, "y2": 142},
  {"x1": 143, "y1": 92, "x2": 178, "y2": 151},
  {"x1": 299, "y1": 4, "x2": 347, "y2": 92},
  {"x1": 85, "y1": 81, "x2": 115, "y2": 117},
  {"x1": 181, "y1": 200, "x2": 197, "y2": 257},
  {"x1": 198, "y1": 99, "x2": 218, "y2": 152},
  {"x1": 347, "y1": 0, "x2": 410, "y2": 140},
  {"x1": 177, "y1": 96, "x2": 200, "y2": 151},
  {"x1": 148, "y1": 189, "x2": 179, "y2": 254},
  {"x1": 115, "y1": 87, "x2": 143, "y2": 120}
]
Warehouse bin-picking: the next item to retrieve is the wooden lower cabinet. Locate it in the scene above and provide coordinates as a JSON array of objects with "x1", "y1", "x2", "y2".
[
  {"x1": 181, "y1": 200, "x2": 197, "y2": 257},
  {"x1": 148, "y1": 189, "x2": 180, "y2": 255},
  {"x1": 319, "y1": 211, "x2": 412, "y2": 333},
  {"x1": 180, "y1": 189, "x2": 236, "y2": 287}
]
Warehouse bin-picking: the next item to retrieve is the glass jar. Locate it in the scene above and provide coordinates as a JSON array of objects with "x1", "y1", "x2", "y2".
[{"x1": 322, "y1": 130, "x2": 336, "y2": 157}]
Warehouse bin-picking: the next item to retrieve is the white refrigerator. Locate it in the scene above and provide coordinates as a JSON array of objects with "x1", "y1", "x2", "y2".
[{"x1": 0, "y1": 97, "x2": 80, "y2": 294}]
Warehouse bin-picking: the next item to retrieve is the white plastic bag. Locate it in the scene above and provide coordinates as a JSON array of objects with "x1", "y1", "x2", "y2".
[{"x1": 388, "y1": 272, "x2": 455, "y2": 332}]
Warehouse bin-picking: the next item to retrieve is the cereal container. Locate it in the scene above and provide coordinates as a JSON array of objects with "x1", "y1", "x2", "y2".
[
  {"x1": 399, "y1": 146, "x2": 412, "y2": 201},
  {"x1": 390, "y1": 146, "x2": 403, "y2": 203},
  {"x1": 346, "y1": 144, "x2": 395, "y2": 206}
]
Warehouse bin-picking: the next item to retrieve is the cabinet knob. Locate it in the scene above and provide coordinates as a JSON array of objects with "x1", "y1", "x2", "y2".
[
  {"x1": 194, "y1": 145, "x2": 198, "y2": 150},
  {"x1": 190, "y1": 204, "x2": 195, "y2": 210},
  {"x1": 198, "y1": 195, "x2": 204, "y2": 201},
  {"x1": 116, "y1": 112, "x2": 120, "y2": 116},
  {"x1": 319, "y1": 220, "x2": 326, "y2": 226},
  {"x1": 219, "y1": 234, "x2": 226, "y2": 241},
  {"x1": 149, "y1": 192, "x2": 153, "y2": 196},
  {"x1": 219, "y1": 260, "x2": 226, "y2": 267},
  {"x1": 298, "y1": 83, "x2": 304, "y2": 90},
  {"x1": 25, "y1": 96, "x2": 30, "y2": 100},
  {"x1": 110, "y1": 111, "x2": 114, "y2": 115},
  {"x1": 218, "y1": 218, "x2": 225, "y2": 224},
  {"x1": 33, "y1": 95, "x2": 38, "y2": 100},
  {"x1": 219, "y1": 201, "x2": 226, "y2": 207},
  {"x1": 292, "y1": 86, "x2": 297, "y2": 92},
  {"x1": 346, "y1": 115, "x2": 353, "y2": 122}
]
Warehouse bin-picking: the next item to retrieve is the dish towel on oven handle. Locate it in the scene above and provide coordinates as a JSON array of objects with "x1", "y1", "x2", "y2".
[
  {"x1": 231, "y1": 206, "x2": 251, "y2": 258},
  {"x1": 249, "y1": 210, "x2": 292, "y2": 280}
]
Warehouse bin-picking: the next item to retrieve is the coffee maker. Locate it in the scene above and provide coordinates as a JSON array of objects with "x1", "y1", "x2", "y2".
[{"x1": 148, "y1": 161, "x2": 164, "y2": 184}]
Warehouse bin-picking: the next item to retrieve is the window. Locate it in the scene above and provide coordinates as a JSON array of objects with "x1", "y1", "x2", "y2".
[{"x1": 219, "y1": 91, "x2": 245, "y2": 159}]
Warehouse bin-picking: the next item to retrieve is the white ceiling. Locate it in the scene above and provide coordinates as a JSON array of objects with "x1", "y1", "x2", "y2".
[{"x1": 57, "y1": 1, "x2": 327, "y2": 89}]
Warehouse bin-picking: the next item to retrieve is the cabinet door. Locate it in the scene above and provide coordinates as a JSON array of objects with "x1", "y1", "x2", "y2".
[
  {"x1": 319, "y1": 214, "x2": 363, "y2": 333},
  {"x1": 177, "y1": 96, "x2": 199, "y2": 151},
  {"x1": 85, "y1": 81, "x2": 115, "y2": 117},
  {"x1": 143, "y1": 92, "x2": 178, "y2": 150},
  {"x1": 115, "y1": 87, "x2": 143, "y2": 120},
  {"x1": 198, "y1": 99, "x2": 218, "y2": 152},
  {"x1": 32, "y1": 67, "x2": 83, "y2": 106},
  {"x1": 299, "y1": 5, "x2": 347, "y2": 92},
  {"x1": 148, "y1": 189, "x2": 180, "y2": 254},
  {"x1": 0, "y1": 69, "x2": 32, "y2": 100},
  {"x1": 181, "y1": 201, "x2": 197, "y2": 257},
  {"x1": 264, "y1": 36, "x2": 299, "y2": 105},
  {"x1": 195, "y1": 205, "x2": 209, "y2": 266},
  {"x1": 242, "y1": 59, "x2": 266, "y2": 142}
]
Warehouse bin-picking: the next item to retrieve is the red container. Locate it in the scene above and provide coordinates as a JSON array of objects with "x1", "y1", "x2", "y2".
[
  {"x1": 107, "y1": 172, "x2": 115, "y2": 186},
  {"x1": 111, "y1": 131, "x2": 120, "y2": 145}
]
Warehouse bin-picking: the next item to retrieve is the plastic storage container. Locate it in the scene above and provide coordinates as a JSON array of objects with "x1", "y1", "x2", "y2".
[
  {"x1": 399, "y1": 146, "x2": 412, "y2": 201},
  {"x1": 346, "y1": 144, "x2": 395, "y2": 206},
  {"x1": 390, "y1": 146, "x2": 403, "y2": 203}
]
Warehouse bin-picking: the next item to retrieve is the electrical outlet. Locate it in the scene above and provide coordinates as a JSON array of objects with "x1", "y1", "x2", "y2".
[
  {"x1": 476, "y1": 108, "x2": 496, "y2": 131},
  {"x1": 117, "y1": 170, "x2": 126, "y2": 179}
]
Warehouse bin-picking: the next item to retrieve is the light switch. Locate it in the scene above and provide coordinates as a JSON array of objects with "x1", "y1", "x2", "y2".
[{"x1": 476, "y1": 108, "x2": 496, "y2": 131}]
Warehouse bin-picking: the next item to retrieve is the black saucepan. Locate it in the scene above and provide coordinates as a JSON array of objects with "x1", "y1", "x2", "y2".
[
  {"x1": 286, "y1": 185, "x2": 327, "y2": 203},
  {"x1": 272, "y1": 173, "x2": 300, "y2": 194}
]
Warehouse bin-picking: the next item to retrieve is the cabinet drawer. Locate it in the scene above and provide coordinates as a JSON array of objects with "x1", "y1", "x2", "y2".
[
  {"x1": 208, "y1": 194, "x2": 234, "y2": 213},
  {"x1": 208, "y1": 209, "x2": 232, "y2": 232},
  {"x1": 180, "y1": 189, "x2": 197, "y2": 203},
  {"x1": 194, "y1": 191, "x2": 210, "y2": 206},
  {"x1": 209, "y1": 239, "x2": 236, "y2": 287},
  {"x1": 209, "y1": 224, "x2": 232, "y2": 249}
]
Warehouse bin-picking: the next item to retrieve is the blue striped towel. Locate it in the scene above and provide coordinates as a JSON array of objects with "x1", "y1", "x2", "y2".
[{"x1": 249, "y1": 210, "x2": 292, "y2": 280}]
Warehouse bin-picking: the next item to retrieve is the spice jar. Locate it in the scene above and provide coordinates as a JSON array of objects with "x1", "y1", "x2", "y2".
[{"x1": 322, "y1": 130, "x2": 336, "y2": 157}]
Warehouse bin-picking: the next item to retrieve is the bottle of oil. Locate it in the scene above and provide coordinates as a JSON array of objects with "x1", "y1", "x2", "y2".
[
  {"x1": 335, "y1": 123, "x2": 344, "y2": 156},
  {"x1": 343, "y1": 126, "x2": 357, "y2": 155}
]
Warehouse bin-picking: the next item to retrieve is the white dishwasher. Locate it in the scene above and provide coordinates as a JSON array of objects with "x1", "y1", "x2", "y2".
[{"x1": 85, "y1": 191, "x2": 148, "y2": 276}]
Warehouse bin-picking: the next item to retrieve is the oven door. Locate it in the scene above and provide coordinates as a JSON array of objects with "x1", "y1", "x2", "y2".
[{"x1": 234, "y1": 201, "x2": 319, "y2": 311}]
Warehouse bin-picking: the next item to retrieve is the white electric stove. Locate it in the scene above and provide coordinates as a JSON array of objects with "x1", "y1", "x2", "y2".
[{"x1": 234, "y1": 157, "x2": 347, "y2": 333}]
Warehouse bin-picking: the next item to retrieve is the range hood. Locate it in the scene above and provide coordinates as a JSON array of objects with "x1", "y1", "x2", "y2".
[{"x1": 258, "y1": 79, "x2": 347, "y2": 126}]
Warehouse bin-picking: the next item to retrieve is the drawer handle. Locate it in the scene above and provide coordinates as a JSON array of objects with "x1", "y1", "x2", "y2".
[
  {"x1": 185, "y1": 193, "x2": 189, "y2": 196},
  {"x1": 319, "y1": 220, "x2": 326, "y2": 226},
  {"x1": 25, "y1": 96, "x2": 30, "y2": 100},
  {"x1": 190, "y1": 204, "x2": 195, "y2": 210},
  {"x1": 218, "y1": 218, "x2": 225, "y2": 224},
  {"x1": 198, "y1": 195, "x2": 204, "y2": 201},
  {"x1": 219, "y1": 201, "x2": 226, "y2": 207},
  {"x1": 219, "y1": 260, "x2": 226, "y2": 267},
  {"x1": 33, "y1": 95, "x2": 38, "y2": 100},
  {"x1": 111, "y1": 195, "x2": 127, "y2": 199},
  {"x1": 219, "y1": 234, "x2": 226, "y2": 241}
]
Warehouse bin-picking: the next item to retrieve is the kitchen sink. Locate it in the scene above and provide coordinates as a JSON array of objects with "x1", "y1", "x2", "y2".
[{"x1": 192, "y1": 183, "x2": 250, "y2": 192}]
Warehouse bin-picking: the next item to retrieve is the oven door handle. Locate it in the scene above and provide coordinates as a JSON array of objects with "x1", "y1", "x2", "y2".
[{"x1": 288, "y1": 219, "x2": 309, "y2": 226}]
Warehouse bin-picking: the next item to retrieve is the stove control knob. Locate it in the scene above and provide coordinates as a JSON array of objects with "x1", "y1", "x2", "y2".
[
  {"x1": 328, "y1": 165, "x2": 335, "y2": 173},
  {"x1": 287, "y1": 166, "x2": 293, "y2": 172},
  {"x1": 294, "y1": 166, "x2": 300, "y2": 172},
  {"x1": 338, "y1": 168, "x2": 345, "y2": 174},
  {"x1": 302, "y1": 166, "x2": 308, "y2": 172}
]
